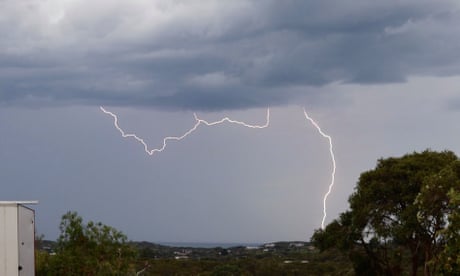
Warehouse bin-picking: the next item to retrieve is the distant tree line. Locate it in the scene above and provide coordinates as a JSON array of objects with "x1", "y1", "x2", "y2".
[{"x1": 36, "y1": 211, "x2": 351, "y2": 275}]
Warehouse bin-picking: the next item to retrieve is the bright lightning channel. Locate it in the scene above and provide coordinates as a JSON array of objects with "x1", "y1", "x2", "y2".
[
  {"x1": 100, "y1": 105, "x2": 335, "y2": 230},
  {"x1": 99, "y1": 106, "x2": 270, "y2": 156},
  {"x1": 303, "y1": 108, "x2": 336, "y2": 230},
  {"x1": 193, "y1": 109, "x2": 270, "y2": 129}
]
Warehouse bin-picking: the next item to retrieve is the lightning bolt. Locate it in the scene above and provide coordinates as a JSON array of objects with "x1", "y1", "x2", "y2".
[
  {"x1": 303, "y1": 108, "x2": 336, "y2": 230},
  {"x1": 100, "y1": 105, "x2": 336, "y2": 230},
  {"x1": 193, "y1": 109, "x2": 270, "y2": 129},
  {"x1": 100, "y1": 106, "x2": 202, "y2": 155},
  {"x1": 99, "y1": 106, "x2": 270, "y2": 156}
]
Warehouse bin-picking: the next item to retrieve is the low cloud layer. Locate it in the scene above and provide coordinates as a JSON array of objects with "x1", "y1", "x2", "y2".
[{"x1": 1, "y1": 0, "x2": 460, "y2": 110}]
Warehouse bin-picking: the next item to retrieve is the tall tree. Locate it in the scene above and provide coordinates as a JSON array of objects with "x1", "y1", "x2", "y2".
[
  {"x1": 49, "y1": 211, "x2": 137, "y2": 275},
  {"x1": 312, "y1": 150, "x2": 460, "y2": 275}
]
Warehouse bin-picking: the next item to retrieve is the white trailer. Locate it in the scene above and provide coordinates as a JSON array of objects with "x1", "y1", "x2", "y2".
[{"x1": 0, "y1": 201, "x2": 38, "y2": 276}]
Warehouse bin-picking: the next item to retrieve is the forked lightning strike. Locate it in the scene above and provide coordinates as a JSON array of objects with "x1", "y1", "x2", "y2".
[
  {"x1": 99, "y1": 106, "x2": 270, "y2": 156},
  {"x1": 100, "y1": 106, "x2": 336, "y2": 230},
  {"x1": 303, "y1": 109, "x2": 336, "y2": 230}
]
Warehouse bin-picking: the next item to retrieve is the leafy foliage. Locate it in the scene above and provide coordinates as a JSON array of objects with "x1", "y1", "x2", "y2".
[
  {"x1": 38, "y1": 211, "x2": 137, "y2": 275},
  {"x1": 37, "y1": 212, "x2": 353, "y2": 275},
  {"x1": 437, "y1": 188, "x2": 460, "y2": 274},
  {"x1": 312, "y1": 150, "x2": 460, "y2": 275}
]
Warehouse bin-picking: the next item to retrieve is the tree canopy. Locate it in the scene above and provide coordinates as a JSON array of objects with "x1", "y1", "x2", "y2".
[
  {"x1": 312, "y1": 150, "x2": 460, "y2": 275},
  {"x1": 38, "y1": 211, "x2": 137, "y2": 275}
]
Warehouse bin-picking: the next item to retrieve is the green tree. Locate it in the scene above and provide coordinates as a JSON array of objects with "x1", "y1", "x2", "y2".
[
  {"x1": 437, "y1": 188, "x2": 460, "y2": 274},
  {"x1": 312, "y1": 150, "x2": 460, "y2": 276},
  {"x1": 44, "y1": 211, "x2": 137, "y2": 275}
]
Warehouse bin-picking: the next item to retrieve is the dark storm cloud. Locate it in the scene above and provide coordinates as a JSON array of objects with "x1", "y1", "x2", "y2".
[{"x1": 1, "y1": 0, "x2": 459, "y2": 110}]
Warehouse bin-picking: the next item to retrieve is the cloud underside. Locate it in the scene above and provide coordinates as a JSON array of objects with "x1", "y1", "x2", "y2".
[{"x1": 1, "y1": 0, "x2": 460, "y2": 110}]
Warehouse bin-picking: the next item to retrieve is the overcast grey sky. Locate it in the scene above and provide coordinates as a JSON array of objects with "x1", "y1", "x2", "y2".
[{"x1": 2, "y1": 0, "x2": 460, "y2": 243}]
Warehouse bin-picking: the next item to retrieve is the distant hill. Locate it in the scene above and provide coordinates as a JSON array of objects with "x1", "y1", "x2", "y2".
[{"x1": 37, "y1": 240, "x2": 314, "y2": 260}]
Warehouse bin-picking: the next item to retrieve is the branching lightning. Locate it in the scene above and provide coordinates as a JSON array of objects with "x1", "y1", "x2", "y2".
[
  {"x1": 303, "y1": 108, "x2": 336, "y2": 230},
  {"x1": 100, "y1": 105, "x2": 336, "y2": 230},
  {"x1": 99, "y1": 106, "x2": 270, "y2": 156}
]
